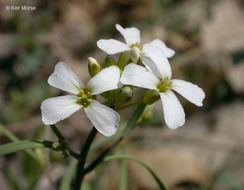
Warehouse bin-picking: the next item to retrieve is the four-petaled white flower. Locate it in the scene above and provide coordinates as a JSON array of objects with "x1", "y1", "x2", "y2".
[
  {"x1": 97, "y1": 24, "x2": 175, "y2": 65},
  {"x1": 41, "y1": 62, "x2": 120, "y2": 137},
  {"x1": 120, "y1": 63, "x2": 205, "y2": 129}
]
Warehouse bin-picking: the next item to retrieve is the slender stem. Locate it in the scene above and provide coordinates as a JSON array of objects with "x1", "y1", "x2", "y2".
[
  {"x1": 84, "y1": 103, "x2": 146, "y2": 174},
  {"x1": 73, "y1": 127, "x2": 97, "y2": 190},
  {"x1": 67, "y1": 148, "x2": 81, "y2": 160},
  {"x1": 84, "y1": 137, "x2": 123, "y2": 174},
  {"x1": 122, "y1": 103, "x2": 146, "y2": 137},
  {"x1": 50, "y1": 125, "x2": 65, "y2": 141},
  {"x1": 117, "y1": 99, "x2": 144, "y2": 111},
  {"x1": 49, "y1": 125, "x2": 80, "y2": 159}
]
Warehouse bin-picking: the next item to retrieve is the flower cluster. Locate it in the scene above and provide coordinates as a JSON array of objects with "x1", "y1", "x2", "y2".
[{"x1": 41, "y1": 24, "x2": 205, "y2": 136}]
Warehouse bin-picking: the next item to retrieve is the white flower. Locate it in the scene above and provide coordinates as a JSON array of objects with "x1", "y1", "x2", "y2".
[
  {"x1": 41, "y1": 62, "x2": 121, "y2": 137},
  {"x1": 120, "y1": 63, "x2": 205, "y2": 129},
  {"x1": 97, "y1": 24, "x2": 175, "y2": 64}
]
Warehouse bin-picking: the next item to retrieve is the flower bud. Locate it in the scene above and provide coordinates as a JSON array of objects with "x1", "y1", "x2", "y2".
[
  {"x1": 104, "y1": 56, "x2": 117, "y2": 67},
  {"x1": 143, "y1": 90, "x2": 160, "y2": 105},
  {"x1": 88, "y1": 57, "x2": 102, "y2": 77},
  {"x1": 35, "y1": 148, "x2": 46, "y2": 165},
  {"x1": 52, "y1": 142, "x2": 61, "y2": 150},
  {"x1": 128, "y1": 46, "x2": 140, "y2": 63},
  {"x1": 118, "y1": 51, "x2": 129, "y2": 69},
  {"x1": 118, "y1": 86, "x2": 133, "y2": 103}
]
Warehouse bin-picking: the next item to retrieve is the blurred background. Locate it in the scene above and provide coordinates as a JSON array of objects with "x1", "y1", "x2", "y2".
[{"x1": 0, "y1": 0, "x2": 244, "y2": 189}]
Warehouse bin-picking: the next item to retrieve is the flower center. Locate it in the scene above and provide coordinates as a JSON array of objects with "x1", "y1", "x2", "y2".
[
  {"x1": 130, "y1": 43, "x2": 143, "y2": 51},
  {"x1": 76, "y1": 88, "x2": 93, "y2": 107},
  {"x1": 157, "y1": 77, "x2": 172, "y2": 93}
]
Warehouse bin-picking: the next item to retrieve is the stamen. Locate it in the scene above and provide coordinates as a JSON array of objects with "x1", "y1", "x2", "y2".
[
  {"x1": 130, "y1": 43, "x2": 143, "y2": 51},
  {"x1": 76, "y1": 88, "x2": 93, "y2": 107},
  {"x1": 157, "y1": 77, "x2": 172, "y2": 93}
]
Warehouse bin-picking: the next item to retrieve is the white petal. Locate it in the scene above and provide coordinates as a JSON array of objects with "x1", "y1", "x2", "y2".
[
  {"x1": 41, "y1": 95, "x2": 81, "y2": 125},
  {"x1": 160, "y1": 90, "x2": 185, "y2": 129},
  {"x1": 171, "y1": 79, "x2": 205, "y2": 106},
  {"x1": 116, "y1": 24, "x2": 140, "y2": 45},
  {"x1": 48, "y1": 62, "x2": 84, "y2": 95},
  {"x1": 84, "y1": 100, "x2": 120, "y2": 137},
  {"x1": 87, "y1": 66, "x2": 120, "y2": 95},
  {"x1": 140, "y1": 56, "x2": 163, "y2": 79},
  {"x1": 97, "y1": 39, "x2": 130, "y2": 55},
  {"x1": 142, "y1": 44, "x2": 172, "y2": 79},
  {"x1": 120, "y1": 63, "x2": 159, "y2": 90},
  {"x1": 148, "y1": 39, "x2": 175, "y2": 58}
]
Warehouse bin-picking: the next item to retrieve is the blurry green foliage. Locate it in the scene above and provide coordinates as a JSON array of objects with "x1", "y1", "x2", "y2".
[
  {"x1": 4, "y1": 153, "x2": 42, "y2": 190},
  {"x1": 2, "y1": 81, "x2": 53, "y2": 123},
  {"x1": 22, "y1": 153, "x2": 42, "y2": 190},
  {"x1": 5, "y1": 167, "x2": 20, "y2": 190}
]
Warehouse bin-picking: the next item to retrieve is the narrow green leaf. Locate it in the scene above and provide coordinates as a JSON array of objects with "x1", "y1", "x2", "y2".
[
  {"x1": 119, "y1": 159, "x2": 127, "y2": 190},
  {"x1": 0, "y1": 123, "x2": 41, "y2": 163},
  {"x1": 0, "y1": 123, "x2": 19, "y2": 141},
  {"x1": 104, "y1": 154, "x2": 168, "y2": 190},
  {"x1": 60, "y1": 160, "x2": 78, "y2": 190},
  {"x1": 0, "y1": 140, "x2": 44, "y2": 156}
]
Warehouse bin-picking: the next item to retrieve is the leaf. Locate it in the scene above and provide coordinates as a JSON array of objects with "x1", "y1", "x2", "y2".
[
  {"x1": 104, "y1": 154, "x2": 168, "y2": 190},
  {"x1": 0, "y1": 140, "x2": 44, "y2": 156},
  {"x1": 0, "y1": 123, "x2": 19, "y2": 141},
  {"x1": 119, "y1": 159, "x2": 127, "y2": 190},
  {"x1": 0, "y1": 123, "x2": 41, "y2": 163},
  {"x1": 60, "y1": 160, "x2": 78, "y2": 190}
]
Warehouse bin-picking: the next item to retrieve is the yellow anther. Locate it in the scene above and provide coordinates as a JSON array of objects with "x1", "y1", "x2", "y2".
[
  {"x1": 157, "y1": 78, "x2": 172, "y2": 93},
  {"x1": 76, "y1": 88, "x2": 93, "y2": 107}
]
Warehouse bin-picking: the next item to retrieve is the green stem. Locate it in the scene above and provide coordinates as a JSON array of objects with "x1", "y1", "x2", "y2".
[
  {"x1": 122, "y1": 103, "x2": 146, "y2": 137},
  {"x1": 84, "y1": 104, "x2": 146, "y2": 174},
  {"x1": 50, "y1": 125, "x2": 65, "y2": 141},
  {"x1": 67, "y1": 148, "x2": 81, "y2": 160},
  {"x1": 84, "y1": 137, "x2": 123, "y2": 174},
  {"x1": 49, "y1": 125, "x2": 80, "y2": 159},
  {"x1": 117, "y1": 99, "x2": 144, "y2": 111},
  {"x1": 73, "y1": 127, "x2": 97, "y2": 190}
]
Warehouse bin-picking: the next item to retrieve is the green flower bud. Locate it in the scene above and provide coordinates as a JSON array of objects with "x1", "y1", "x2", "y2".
[
  {"x1": 88, "y1": 57, "x2": 102, "y2": 77},
  {"x1": 128, "y1": 46, "x2": 140, "y2": 63},
  {"x1": 118, "y1": 86, "x2": 133, "y2": 103},
  {"x1": 144, "y1": 90, "x2": 160, "y2": 105},
  {"x1": 35, "y1": 148, "x2": 46, "y2": 166},
  {"x1": 52, "y1": 142, "x2": 61, "y2": 150},
  {"x1": 118, "y1": 51, "x2": 129, "y2": 69},
  {"x1": 104, "y1": 56, "x2": 117, "y2": 67}
]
